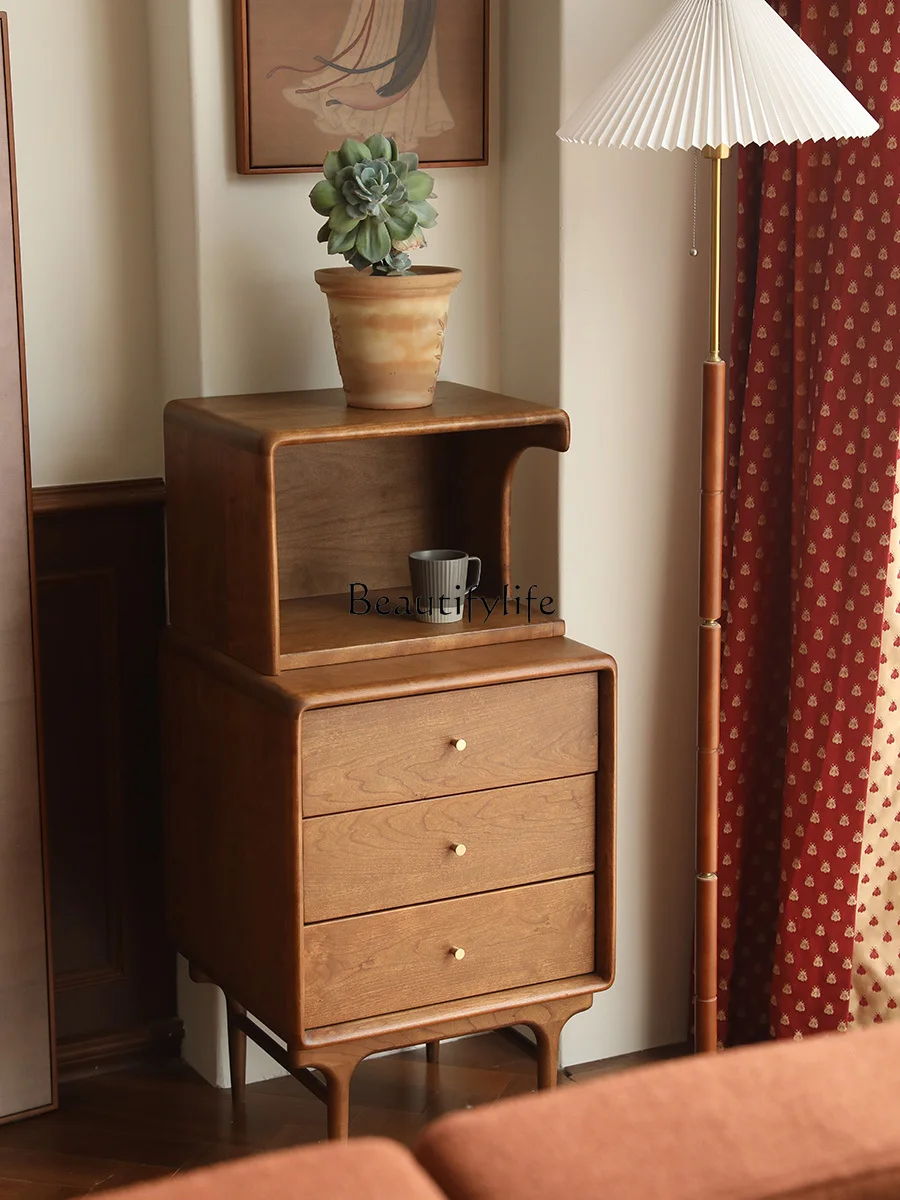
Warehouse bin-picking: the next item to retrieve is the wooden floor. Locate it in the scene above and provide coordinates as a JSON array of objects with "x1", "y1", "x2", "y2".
[
  {"x1": 0, "y1": 1034, "x2": 555, "y2": 1198},
  {"x1": 0, "y1": 1034, "x2": 688, "y2": 1197}
]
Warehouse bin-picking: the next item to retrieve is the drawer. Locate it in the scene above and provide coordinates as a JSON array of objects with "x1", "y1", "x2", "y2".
[
  {"x1": 301, "y1": 673, "x2": 598, "y2": 816},
  {"x1": 303, "y1": 775, "x2": 596, "y2": 922},
  {"x1": 303, "y1": 875, "x2": 595, "y2": 1028}
]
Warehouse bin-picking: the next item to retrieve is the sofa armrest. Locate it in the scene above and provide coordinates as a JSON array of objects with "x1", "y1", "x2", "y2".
[
  {"x1": 416, "y1": 1023, "x2": 900, "y2": 1200},
  {"x1": 107, "y1": 1139, "x2": 446, "y2": 1199}
]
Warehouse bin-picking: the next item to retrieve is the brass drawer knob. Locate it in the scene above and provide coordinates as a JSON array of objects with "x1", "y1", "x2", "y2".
[
  {"x1": 452, "y1": 738, "x2": 467, "y2": 752},
  {"x1": 451, "y1": 843, "x2": 467, "y2": 857},
  {"x1": 450, "y1": 947, "x2": 466, "y2": 961}
]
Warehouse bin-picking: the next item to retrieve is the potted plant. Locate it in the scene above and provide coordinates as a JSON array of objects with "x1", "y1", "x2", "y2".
[{"x1": 310, "y1": 135, "x2": 461, "y2": 411}]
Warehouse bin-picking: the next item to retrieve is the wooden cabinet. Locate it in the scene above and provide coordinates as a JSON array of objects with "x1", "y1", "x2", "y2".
[{"x1": 162, "y1": 386, "x2": 616, "y2": 1139}]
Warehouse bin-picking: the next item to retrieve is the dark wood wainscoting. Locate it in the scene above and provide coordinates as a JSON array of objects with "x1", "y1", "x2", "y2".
[{"x1": 32, "y1": 479, "x2": 181, "y2": 1073}]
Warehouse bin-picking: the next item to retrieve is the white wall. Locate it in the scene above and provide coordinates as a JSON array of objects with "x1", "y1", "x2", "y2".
[
  {"x1": 6, "y1": 0, "x2": 162, "y2": 487},
  {"x1": 502, "y1": 0, "x2": 562, "y2": 600},
  {"x1": 553, "y1": 0, "x2": 712, "y2": 1063}
]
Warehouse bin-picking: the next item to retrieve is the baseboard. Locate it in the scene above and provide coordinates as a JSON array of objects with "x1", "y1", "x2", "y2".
[
  {"x1": 57, "y1": 1018, "x2": 184, "y2": 1079},
  {"x1": 564, "y1": 1040, "x2": 692, "y2": 1082},
  {"x1": 33, "y1": 477, "x2": 166, "y2": 514}
]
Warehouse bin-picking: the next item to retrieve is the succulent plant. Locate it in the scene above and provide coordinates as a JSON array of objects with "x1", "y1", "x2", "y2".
[{"x1": 310, "y1": 135, "x2": 438, "y2": 276}]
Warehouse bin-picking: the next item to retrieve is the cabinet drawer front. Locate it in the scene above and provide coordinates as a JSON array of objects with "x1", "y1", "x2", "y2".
[
  {"x1": 304, "y1": 875, "x2": 595, "y2": 1028},
  {"x1": 301, "y1": 674, "x2": 598, "y2": 816},
  {"x1": 303, "y1": 776, "x2": 596, "y2": 922}
]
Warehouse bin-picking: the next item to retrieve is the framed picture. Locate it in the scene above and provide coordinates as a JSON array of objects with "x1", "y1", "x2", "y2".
[{"x1": 234, "y1": 0, "x2": 490, "y2": 174}]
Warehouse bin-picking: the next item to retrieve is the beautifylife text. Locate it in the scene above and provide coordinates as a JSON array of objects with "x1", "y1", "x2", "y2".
[{"x1": 348, "y1": 583, "x2": 556, "y2": 624}]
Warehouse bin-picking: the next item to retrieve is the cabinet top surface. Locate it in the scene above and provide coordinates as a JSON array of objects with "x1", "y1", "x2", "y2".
[
  {"x1": 164, "y1": 382, "x2": 570, "y2": 454},
  {"x1": 164, "y1": 629, "x2": 615, "y2": 713}
]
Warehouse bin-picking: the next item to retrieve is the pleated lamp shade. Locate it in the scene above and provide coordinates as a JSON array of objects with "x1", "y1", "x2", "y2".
[{"x1": 557, "y1": 0, "x2": 879, "y2": 151}]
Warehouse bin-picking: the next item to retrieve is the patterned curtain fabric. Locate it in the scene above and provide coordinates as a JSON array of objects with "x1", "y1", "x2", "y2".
[{"x1": 717, "y1": 0, "x2": 900, "y2": 1045}]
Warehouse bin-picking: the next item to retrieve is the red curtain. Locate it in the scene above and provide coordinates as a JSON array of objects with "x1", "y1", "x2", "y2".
[{"x1": 717, "y1": 0, "x2": 900, "y2": 1044}]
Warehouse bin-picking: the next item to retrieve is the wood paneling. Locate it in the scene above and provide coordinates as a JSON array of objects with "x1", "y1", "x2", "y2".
[
  {"x1": 32, "y1": 480, "x2": 178, "y2": 1069},
  {"x1": 0, "y1": 11, "x2": 55, "y2": 1125},
  {"x1": 301, "y1": 674, "x2": 599, "y2": 816}
]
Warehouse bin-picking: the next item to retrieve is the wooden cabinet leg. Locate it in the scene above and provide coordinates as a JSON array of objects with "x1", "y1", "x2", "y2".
[
  {"x1": 321, "y1": 1063, "x2": 355, "y2": 1141},
  {"x1": 225, "y1": 997, "x2": 247, "y2": 1105},
  {"x1": 533, "y1": 1021, "x2": 563, "y2": 1091},
  {"x1": 426, "y1": 1040, "x2": 440, "y2": 1064}
]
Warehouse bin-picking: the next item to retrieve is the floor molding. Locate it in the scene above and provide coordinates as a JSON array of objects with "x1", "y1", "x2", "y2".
[
  {"x1": 33, "y1": 477, "x2": 166, "y2": 515},
  {"x1": 565, "y1": 1040, "x2": 692, "y2": 1082},
  {"x1": 57, "y1": 1018, "x2": 184, "y2": 1079}
]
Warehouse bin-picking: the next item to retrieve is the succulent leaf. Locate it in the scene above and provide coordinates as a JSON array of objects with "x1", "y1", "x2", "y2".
[
  {"x1": 386, "y1": 210, "x2": 418, "y2": 243},
  {"x1": 323, "y1": 150, "x2": 342, "y2": 181},
  {"x1": 398, "y1": 152, "x2": 419, "y2": 173},
  {"x1": 392, "y1": 225, "x2": 426, "y2": 253},
  {"x1": 388, "y1": 137, "x2": 399, "y2": 162},
  {"x1": 339, "y1": 138, "x2": 372, "y2": 167},
  {"x1": 328, "y1": 227, "x2": 357, "y2": 256},
  {"x1": 328, "y1": 207, "x2": 361, "y2": 234},
  {"x1": 356, "y1": 216, "x2": 392, "y2": 264},
  {"x1": 365, "y1": 134, "x2": 394, "y2": 161},
  {"x1": 310, "y1": 180, "x2": 340, "y2": 216},
  {"x1": 409, "y1": 199, "x2": 438, "y2": 229},
  {"x1": 405, "y1": 170, "x2": 434, "y2": 203},
  {"x1": 317, "y1": 220, "x2": 331, "y2": 244}
]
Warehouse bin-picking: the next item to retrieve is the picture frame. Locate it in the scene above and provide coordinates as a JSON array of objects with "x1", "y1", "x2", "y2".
[{"x1": 233, "y1": 0, "x2": 490, "y2": 175}]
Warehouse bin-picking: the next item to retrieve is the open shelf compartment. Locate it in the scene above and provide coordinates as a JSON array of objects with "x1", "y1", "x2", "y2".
[{"x1": 165, "y1": 383, "x2": 570, "y2": 675}]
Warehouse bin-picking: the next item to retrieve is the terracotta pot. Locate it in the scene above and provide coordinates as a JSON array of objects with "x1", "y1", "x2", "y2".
[{"x1": 315, "y1": 266, "x2": 462, "y2": 410}]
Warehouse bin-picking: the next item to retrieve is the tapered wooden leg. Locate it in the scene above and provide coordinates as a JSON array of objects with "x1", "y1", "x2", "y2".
[
  {"x1": 225, "y1": 997, "x2": 247, "y2": 1105},
  {"x1": 534, "y1": 1021, "x2": 563, "y2": 1090},
  {"x1": 322, "y1": 1063, "x2": 355, "y2": 1141},
  {"x1": 426, "y1": 1041, "x2": 440, "y2": 1064}
]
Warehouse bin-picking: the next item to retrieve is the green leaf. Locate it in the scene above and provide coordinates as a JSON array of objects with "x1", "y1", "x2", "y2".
[
  {"x1": 310, "y1": 180, "x2": 340, "y2": 216},
  {"x1": 339, "y1": 138, "x2": 372, "y2": 167},
  {"x1": 317, "y1": 220, "x2": 331, "y2": 244},
  {"x1": 388, "y1": 137, "x2": 399, "y2": 162},
  {"x1": 323, "y1": 150, "x2": 342, "y2": 181},
  {"x1": 386, "y1": 210, "x2": 418, "y2": 243},
  {"x1": 328, "y1": 227, "x2": 358, "y2": 256},
  {"x1": 409, "y1": 199, "x2": 438, "y2": 229},
  {"x1": 356, "y1": 216, "x2": 391, "y2": 264},
  {"x1": 365, "y1": 134, "x2": 394, "y2": 162},
  {"x1": 398, "y1": 152, "x2": 419, "y2": 173},
  {"x1": 329, "y1": 207, "x2": 361, "y2": 234},
  {"x1": 405, "y1": 170, "x2": 434, "y2": 203}
]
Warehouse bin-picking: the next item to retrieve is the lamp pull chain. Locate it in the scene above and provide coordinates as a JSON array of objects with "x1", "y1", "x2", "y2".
[{"x1": 690, "y1": 149, "x2": 700, "y2": 257}]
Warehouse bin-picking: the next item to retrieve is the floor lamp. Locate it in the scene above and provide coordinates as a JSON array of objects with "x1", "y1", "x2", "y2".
[{"x1": 558, "y1": 0, "x2": 878, "y2": 1054}]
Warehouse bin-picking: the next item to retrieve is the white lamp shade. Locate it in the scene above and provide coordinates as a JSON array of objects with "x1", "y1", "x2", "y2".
[{"x1": 557, "y1": 0, "x2": 880, "y2": 151}]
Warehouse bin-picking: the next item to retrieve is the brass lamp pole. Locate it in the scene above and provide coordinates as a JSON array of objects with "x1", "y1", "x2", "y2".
[{"x1": 695, "y1": 144, "x2": 729, "y2": 1054}]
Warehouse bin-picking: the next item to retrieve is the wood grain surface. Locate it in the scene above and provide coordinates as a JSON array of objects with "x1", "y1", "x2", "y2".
[
  {"x1": 301, "y1": 673, "x2": 599, "y2": 815},
  {"x1": 165, "y1": 382, "x2": 570, "y2": 456},
  {"x1": 303, "y1": 775, "x2": 596, "y2": 922},
  {"x1": 304, "y1": 876, "x2": 595, "y2": 1027},
  {"x1": 279, "y1": 590, "x2": 562, "y2": 669}
]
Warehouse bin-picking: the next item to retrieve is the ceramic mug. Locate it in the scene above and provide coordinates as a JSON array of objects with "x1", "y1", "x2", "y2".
[{"x1": 409, "y1": 549, "x2": 482, "y2": 624}]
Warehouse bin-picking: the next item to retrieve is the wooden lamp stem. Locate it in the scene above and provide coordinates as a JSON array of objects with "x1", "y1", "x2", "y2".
[{"x1": 695, "y1": 145, "x2": 729, "y2": 1054}]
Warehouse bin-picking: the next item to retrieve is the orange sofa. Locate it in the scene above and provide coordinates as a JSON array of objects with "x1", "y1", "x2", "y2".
[{"x1": 112, "y1": 1021, "x2": 900, "y2": 1199}]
